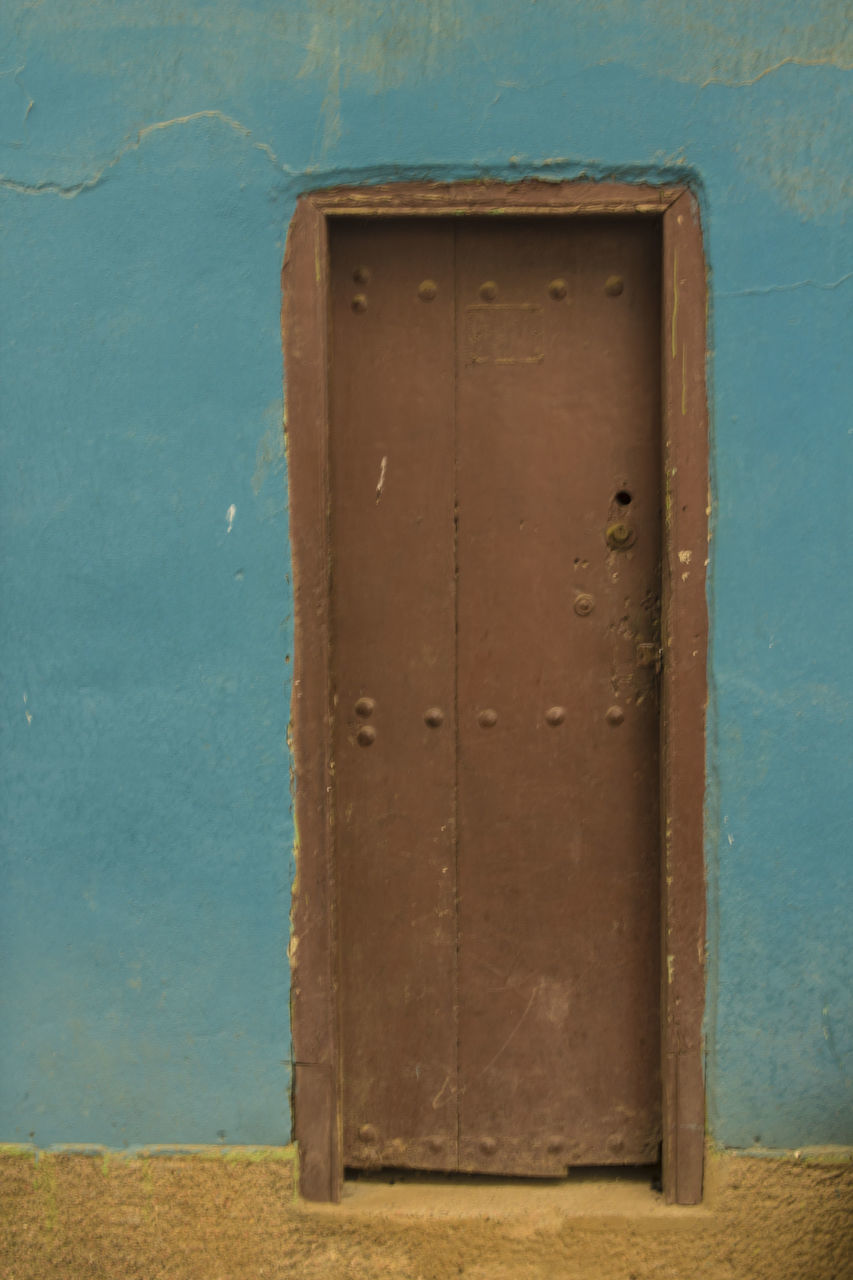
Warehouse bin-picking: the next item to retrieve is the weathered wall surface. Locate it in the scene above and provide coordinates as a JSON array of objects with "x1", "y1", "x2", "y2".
[{"x1": 1, "y1": 1, "x2": 851, "y2": 1153}]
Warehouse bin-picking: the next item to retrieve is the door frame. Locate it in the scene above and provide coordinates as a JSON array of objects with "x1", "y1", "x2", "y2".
[{"x1": 282, "y1": 180, "x2": 709, "y2": 1205}]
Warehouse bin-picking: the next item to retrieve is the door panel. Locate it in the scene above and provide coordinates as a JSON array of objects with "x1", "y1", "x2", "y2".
[
  {"x1": 330, "y1": 217, "x2": 662, "y2": 1177},
  {"x1": 330, "y1": 221, "x2": 459, "y2": 1171},
  {"x1": 455, "y1": 219, "x2": 662, "y2": 1173}
]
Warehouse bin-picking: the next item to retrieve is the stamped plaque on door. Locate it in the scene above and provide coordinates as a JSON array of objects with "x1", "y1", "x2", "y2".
[{"x1": 465, "y1": 302, "x2": 544, "y2": 365}]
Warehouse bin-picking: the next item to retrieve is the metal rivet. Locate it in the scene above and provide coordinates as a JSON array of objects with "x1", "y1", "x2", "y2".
[
  {"x1": 351, "y1": 293, "x2": 368, "y2": 313},
  {"x1": 547, "y1": 1136, "x2": 564, "y2": 1154},
  {"x1": 548, "y1": 278, "x2": 567, "y2": 300},
  {"x1": 428, "y1": 1136, "x2": 444, "y2": 1153},
  {"x1": 357, "y1": 725, "x2": 376, "y2": 746},
  {"x1": 424, "y1": 707, "x2": 444, "y2": 728},
  {"x1": 574, "y1": 593, "x2": 594, "y2": 617},
  {"x1": 358, "y1": 1124, "x2": 378, "y2": 1143},
  {"x1": 479, "y1": 280, "x2": 498, "y2": 301},
  {"x1": 355, "y1": 697, "x2": 375, "y2": 718},
  {"x1": 606, "y1": 522, "x2": 636, "y2": 550},
  {"x1": 478, "y1": 709, "x2": 498, "y2": 729},
  {"x1": 606, "y1": 706, "x2": 625, "y2": 726},
  {"x1": 352, "y1": 266, "x2": 371, "y2": 285},
  {"x1": 480, "y1": 1137, "x2": 497, "y2": 1155},
  {"x1": 418, "y1": 279, "x2": 438, "y2": 302},
  {"x1": 545, "y1": 706, "x2": 566, "y2": 726},
  {"x1": 604, "y1": 274, "x2": 624, "y2": 296},
  {"x1": 606, "y1": 1134, "x2": 625, "y2": 1154}
]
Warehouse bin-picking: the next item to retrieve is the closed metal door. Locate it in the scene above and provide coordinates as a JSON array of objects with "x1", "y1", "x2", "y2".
[{"x1": 330, "y1": 216, "x2": 662, "y2": 1176}]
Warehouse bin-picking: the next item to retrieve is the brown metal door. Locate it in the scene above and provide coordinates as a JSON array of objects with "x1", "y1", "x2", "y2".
[{"x1": 330, "y1": 217, "x2": 661, "y2": 1176}]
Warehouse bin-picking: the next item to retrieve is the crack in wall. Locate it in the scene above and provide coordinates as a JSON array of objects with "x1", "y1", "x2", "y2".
[
  {"x1": 0, "y1": 109, "x2": 291, "y2": 198},
  {"x1": 701, "y1": 54, "x2": 853, "y2": 89},
  {"x1": 716, "y1": 272, "x2": 852, "y2": 299}
]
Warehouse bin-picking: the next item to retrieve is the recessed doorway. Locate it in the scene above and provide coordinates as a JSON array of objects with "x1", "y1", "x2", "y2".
[{"x1": 283, "y1": 181, "x2": 707, "y2": 1205}]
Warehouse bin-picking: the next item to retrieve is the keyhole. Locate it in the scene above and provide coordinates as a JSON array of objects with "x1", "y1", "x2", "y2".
[{"x1": 615, "y1": 490, "x2": 632, "y2": 506}]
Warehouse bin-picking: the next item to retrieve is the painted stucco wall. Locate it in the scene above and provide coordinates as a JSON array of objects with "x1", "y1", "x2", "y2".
[{"x1": 1, "y1": 1, "x2": 850, "y2": 1153}]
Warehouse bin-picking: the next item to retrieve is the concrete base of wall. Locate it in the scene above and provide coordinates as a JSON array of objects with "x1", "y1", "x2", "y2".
[{"x1": 1, "y1": 1144, "x2": 851, "y2": 1278}]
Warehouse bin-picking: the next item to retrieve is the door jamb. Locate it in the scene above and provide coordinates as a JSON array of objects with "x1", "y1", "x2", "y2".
[{"x1": 282, "y1": 180, "x2": 709, "y2": 1205}]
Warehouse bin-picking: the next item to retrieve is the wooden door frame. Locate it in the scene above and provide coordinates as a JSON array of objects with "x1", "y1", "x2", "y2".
[{"x1": 282, "y1": 180, "x2": 709, "y2": 1205}]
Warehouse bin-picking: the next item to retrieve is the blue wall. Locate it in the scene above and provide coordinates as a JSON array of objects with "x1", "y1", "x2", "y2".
[{"x1": 1, "y1": 1, "x2": 850, "y2": 1151}]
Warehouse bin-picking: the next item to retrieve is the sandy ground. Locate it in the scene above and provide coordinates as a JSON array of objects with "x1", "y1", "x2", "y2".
[{"x1": 1, "y1": 1146, "x2": 851, "y2": 1278}]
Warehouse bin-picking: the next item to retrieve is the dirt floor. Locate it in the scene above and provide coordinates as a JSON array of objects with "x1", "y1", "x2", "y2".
[{"x1": 1, "y1": 1144, "x2": 851, "y2": 1279}]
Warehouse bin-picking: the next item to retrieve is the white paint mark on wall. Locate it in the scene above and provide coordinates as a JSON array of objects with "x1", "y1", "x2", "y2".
[
  {"x1": 226, "y1": 504, "x2": 236, "y2": 534},
  {"x1": 23, "y1": 692, "x2": 32, "y2": 725},
  {"x1": 678, "y1": 549, "x2": 692, "y2": 564}
]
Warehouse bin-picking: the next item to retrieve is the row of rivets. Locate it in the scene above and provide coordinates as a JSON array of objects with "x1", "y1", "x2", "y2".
[
  {"x1": 350, "y1": 271, "x2": 626, "y2": 311},
  {"x1": 354, "y1": 703, "x2": 625, "y2": 742},
  {"x1": 357, "y1": 1127, "x2": 602, "y2": 1157},
  {"x1": 357, "y1": 701, "x2": 444, "y2": 728},
  {"x1": 358, "y1": 1126, "x2": 445, "y2": 1153},
  {"x1": 477, "y1": 706, "x2": 626, "y2": 729},
  {"x1": 469, "y1": 276, "x2": 624, "y2": 303}
]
